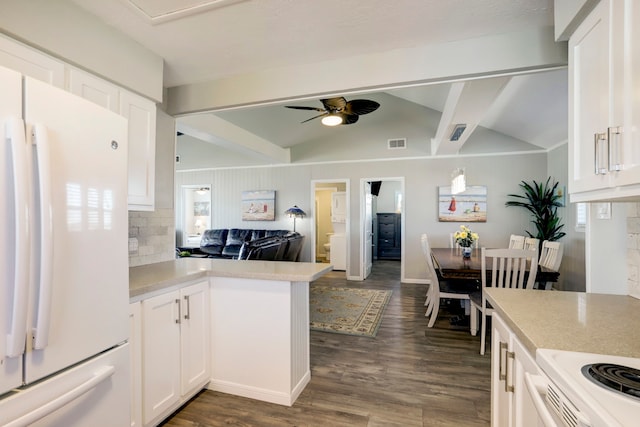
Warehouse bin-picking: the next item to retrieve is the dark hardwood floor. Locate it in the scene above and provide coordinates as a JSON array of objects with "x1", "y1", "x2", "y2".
[{"x1": 161, "y1": 260, "x2": 491, "y2": 426}]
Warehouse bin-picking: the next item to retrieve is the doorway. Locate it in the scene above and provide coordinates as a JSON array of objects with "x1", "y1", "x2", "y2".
[
  {"x1": 178, "y1": 185, "x2": 211, "y2": 247},
  {"x1": 312, "y1": 180, "x2": 348, "y2": 275},
  {"x1": 361, "y1": 177, "x2": 404, "y2": 281}
]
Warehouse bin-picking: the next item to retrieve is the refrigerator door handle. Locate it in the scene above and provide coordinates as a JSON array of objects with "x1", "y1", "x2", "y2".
[
  {"x1": 31, "y1": 124, "x2": 54, "y2": 350},
  {"x1": 5, "y1": 117, "x2": 30, "y2": 358},
  {"x1": 4, "y1": 365, "x2": 115, "y2": 427}
]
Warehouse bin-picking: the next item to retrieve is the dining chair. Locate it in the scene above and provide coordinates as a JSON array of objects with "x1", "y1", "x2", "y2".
[
  {"x1": 508, "y1": 234, "x2": 525, "y2": 249},
  {"x1": 470, "y1": 247, "x2": 538, "y2": 355},
  {"x1": 538, "y1": 240, "x2": 563, "y2": 289},
  {"x1": 421, "y1": 234, "x2": 477, "y2": 328},
  {"x1": 523, "y1": 237, "x2": 539, "y2": 252}
]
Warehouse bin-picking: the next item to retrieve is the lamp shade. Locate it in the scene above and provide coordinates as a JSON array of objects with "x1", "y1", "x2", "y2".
[{"x1": 285, "y1": 205, "x2": 306, "y2": 218}]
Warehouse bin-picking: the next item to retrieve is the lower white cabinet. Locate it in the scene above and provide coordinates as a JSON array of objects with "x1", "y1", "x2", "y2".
[
  {"x1": 491, "y1": 313, "x2": 541, "y2": 427},
  {"x1": 129, "y1": 302, "x2": 143, "y2": 427},
  {"x1": 140, "y1": 280, "x2": 210, "y2": 426}
]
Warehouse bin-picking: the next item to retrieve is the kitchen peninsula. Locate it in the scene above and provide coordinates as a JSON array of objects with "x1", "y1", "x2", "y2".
[{"x1": 129, "y1": 258, "x2": 332, "y2": 425}]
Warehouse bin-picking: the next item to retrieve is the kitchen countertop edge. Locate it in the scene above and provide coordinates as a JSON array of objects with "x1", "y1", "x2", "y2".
[
  {"x1": 484, "y1": 288, "x2": 640, "y2": 358},
  {"x1": 129, "y1": 258, "x2": 334, "y2": 300}
]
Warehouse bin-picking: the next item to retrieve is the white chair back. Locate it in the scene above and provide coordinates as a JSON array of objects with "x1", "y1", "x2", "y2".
[
  {"x1": 421, "y1": 234, "x2": 440, "y2": 282},
  {"x1": 481, "y1": 247, "x2": 538, "y2": 290},
  {"x1": 524, "y1": 237, "x2": 539, "y2": 252},
  {"x1": 539, "y1": 241, "x2": 563, "y2": 272},
  {"x1": 508, "y1": 234, "x2": 525, "y2": 249}
]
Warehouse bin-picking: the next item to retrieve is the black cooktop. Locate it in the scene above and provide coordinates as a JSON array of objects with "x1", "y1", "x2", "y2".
[{"x1": 582, "y1": 363, "x2": 640, "y2": 399}]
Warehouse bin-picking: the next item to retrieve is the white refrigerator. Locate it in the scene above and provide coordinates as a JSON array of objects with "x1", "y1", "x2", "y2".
[{"x1": 0, "y1": 65, "x2": 130, "y2": 426}]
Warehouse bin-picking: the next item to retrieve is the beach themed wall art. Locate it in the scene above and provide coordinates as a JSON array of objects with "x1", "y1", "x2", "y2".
[
  {"x1": 438, "y1": 185, "x2": 487, "y2": 222},
  {"x1": 241, "y1": 190, "x2": 276, "y2": 221}
]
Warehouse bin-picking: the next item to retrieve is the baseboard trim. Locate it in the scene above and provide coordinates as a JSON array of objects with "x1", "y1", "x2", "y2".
[{"x1": 207, "y1": 371, "x2": 310, "y2": 407}]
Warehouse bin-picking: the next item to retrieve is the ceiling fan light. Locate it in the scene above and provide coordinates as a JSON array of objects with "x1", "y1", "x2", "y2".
[{"x1": 321, "y1": 114, "x2": 343, "y2": 126}]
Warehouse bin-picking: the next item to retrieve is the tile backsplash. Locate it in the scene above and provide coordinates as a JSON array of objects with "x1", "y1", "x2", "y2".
[
  {"x1": 128, "y1": 208, "x2": 176, "y2": 267},
  {"x1": 627, "y1": 203, "x2": 640, "y2": 299}
]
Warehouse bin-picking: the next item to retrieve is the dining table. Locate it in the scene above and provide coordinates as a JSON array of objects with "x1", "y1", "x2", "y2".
[{"x1": 430, "y1": 247, "x2": 560, "y2": 285}]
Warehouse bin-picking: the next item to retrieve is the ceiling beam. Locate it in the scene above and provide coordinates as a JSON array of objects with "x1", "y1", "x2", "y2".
[
  {"x1": 177, "y1": 114, "x2": 291, "y2": 164},
  {"x1": 431, "y1": 76, "x2": 511, "y2": 155}
]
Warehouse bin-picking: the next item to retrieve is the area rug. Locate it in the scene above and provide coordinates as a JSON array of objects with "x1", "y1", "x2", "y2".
[{"x1": 309, "y1": 286, "x2": 392, "y2": 337}]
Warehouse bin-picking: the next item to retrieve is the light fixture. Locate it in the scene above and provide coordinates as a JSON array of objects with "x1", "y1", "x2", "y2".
[
  {"x1": 284, "y1": 205, "x2": 306, "y2": 232},
  {"x1": 451, "y1": 168, "x2": 466, "y2": 195},
  {"x1": 449, "y1": 124, "x2": 467, "y2": 142},
  {"x1": 321, "y1": 114, "x2": 343, "y2": 126}
]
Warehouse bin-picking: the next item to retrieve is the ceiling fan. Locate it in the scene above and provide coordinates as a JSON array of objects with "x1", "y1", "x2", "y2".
[{"x1": 285, "y1": 97, "x2": 380, "y2": 126}]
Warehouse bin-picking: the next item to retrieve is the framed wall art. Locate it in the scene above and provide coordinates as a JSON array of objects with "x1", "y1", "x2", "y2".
[
  {"x1": 241, "y1": 190, "x2": 276, "y2": 221},
  {"x1": 438, "y1": 185, "x2": 487, "y2": 222}
]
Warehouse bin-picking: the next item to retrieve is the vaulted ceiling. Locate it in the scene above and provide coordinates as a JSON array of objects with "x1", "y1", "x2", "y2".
[{"x1": 71, "y1": 0, "x2": 567, "y2": 167}]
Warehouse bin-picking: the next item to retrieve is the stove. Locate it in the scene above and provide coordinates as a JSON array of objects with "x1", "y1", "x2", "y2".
[{"x1": 537, "y1": 349, "x2": 640, "y2": 427}]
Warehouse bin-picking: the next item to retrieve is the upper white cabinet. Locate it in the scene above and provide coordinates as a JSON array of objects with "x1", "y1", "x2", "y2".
[
  {"x1": 569, "y1": 0, "x2": 640, "y2": 202},
  {"x1": 331, "y1": 191, "x2": 346, "y2": 223},
  {"x1": 68, "y1": 67, "x2": 157, "y2": 210},
  {"x1": 0, "y1": 34, "x2": 64, "y2": 88},
  {"x1": 120, "y1": 90, "x2": 156, "y2": 211},
  {"x1": 68, "y1": 67, "x2": 119, "y2": 113},
  {"x1": 0, "y1": 33, "x2": 157, "y2": 211}
]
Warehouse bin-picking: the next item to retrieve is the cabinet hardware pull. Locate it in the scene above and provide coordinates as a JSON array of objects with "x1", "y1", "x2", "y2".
[
  {"x1": 608, "y1": 126, "x2": 622, "y2": 171},
  {"x1": 499, "y1": 342, "x2": 508, "y2": 381},
  {"x1": 594, "y1": 132, "x2": 608, "y2": 175},
  {"x1": 175, "y1": 298, "x2": 181, "y2": 324},
  {"x1": 505, "y1": 351, "x2": 515, "y2": 393},
  {"x1": 184, "y1": 295, "x2": 190, "y2": 320}
]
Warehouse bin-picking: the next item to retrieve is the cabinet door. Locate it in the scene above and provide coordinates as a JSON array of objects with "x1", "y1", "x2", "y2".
[
  {"x1": 568, "y1": 0, "x2": 612, "y2": 195},
  {"x1": 180, "y1": 281, "x2": 211, "y2": 395},
  {"x1": 331, "y1": 192, "x2": 346, "y2": 222},
  {"x1": 512, "y1": 337, "x2": 542, "y2": 427},
  {"x1": 142, "y1": 291, "x2": 181, "y2": 425},
  {"x1": 491, "y1": 314, "x2": 513, "y2": 427},
  {"x1": 610, "y1": 0, "x2": 640, "y2": 187},
  {"x1": 121, "y1": 90, "x2": 156, "y2": 211},
  {"x1": 129, "y1": 302, "x2": 142, "y2": 427},
  {"x1": 0, "y1": 34, "x2": 64, "y2": 88},
  {"x1": 67, "y1": 67, "x2": 119, "y2": 113}
]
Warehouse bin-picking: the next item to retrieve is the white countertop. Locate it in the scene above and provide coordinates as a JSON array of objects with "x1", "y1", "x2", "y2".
[
  {"x1": 485, "y1": 288, "x2": 640, "y2": 358},
  {"x1": 130, "y1": 258, "x2": 333, "y2": 299}
]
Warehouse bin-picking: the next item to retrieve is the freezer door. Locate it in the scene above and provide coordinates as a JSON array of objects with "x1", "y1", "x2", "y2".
[
  {"x1": 23, "y1": 77, "x2": 129, "y2": 384},
  {"x1": 0, "y1": 65, "x2": 26, "y2": 394},
  {"x1": 0, "y1": 343, "x2": 130, "y2": 427}
]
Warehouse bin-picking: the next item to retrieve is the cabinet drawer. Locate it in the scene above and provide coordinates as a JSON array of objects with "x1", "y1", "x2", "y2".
[
  {"x1": 378, "y1": 247, "x2": 400, "y2": 259},
  {"x1": 379, "y1": 229, "x2": 395, "y2": 239},
  {"x1": 379, "y1": 224, "x2": 395, "y2": 233},
  {"x1": 377, "y1": 214, "x2": 396, "y2": 223}
]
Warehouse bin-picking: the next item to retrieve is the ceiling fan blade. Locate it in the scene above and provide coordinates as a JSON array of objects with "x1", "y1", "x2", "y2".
[
  {"x1": 345, "y1": 99, "x2": 380, "y2": 115},
  {"x1": 285, "y1": 105, "x2": 325, "y2": 112},
  {"x1": 300, "y1": 112, "x2": 328, "y2": 123},
  {"x1": 320, "y1": 97, "x2": 347, "y2": 112},
  {"x1": 341, "y1": 114, "x2": 359, "y2": 125}
]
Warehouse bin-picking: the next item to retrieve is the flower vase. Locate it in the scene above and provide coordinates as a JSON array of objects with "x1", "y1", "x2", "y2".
[{"x1": 462, "y1": 246, "x2": 472, "y2": 259}]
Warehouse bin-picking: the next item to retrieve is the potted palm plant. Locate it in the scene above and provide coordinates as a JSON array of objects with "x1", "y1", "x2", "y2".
[{"x1": 505, "y1": 177, "x2": 566, "y2": 249}]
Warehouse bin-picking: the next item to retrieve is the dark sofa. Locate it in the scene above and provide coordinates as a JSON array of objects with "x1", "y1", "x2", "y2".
[{"x1": 199, "y1": 228, "x2": 303, "y2": 261}]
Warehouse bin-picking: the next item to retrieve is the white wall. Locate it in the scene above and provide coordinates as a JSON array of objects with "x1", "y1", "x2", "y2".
[{"x1": 176, "y1": 151, "x2": 553, "y2": 282}]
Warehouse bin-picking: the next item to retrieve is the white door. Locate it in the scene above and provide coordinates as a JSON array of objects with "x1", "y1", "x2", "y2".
[
  {"x1": 0, "y1": 65, "x2": 25, "y2": 394},
  {"x1": 364, "y1": 189, "x2": 373, "y2": 279},
  {"x1": 23, "y1": 77, "x2": 129, "y2": 383}
]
